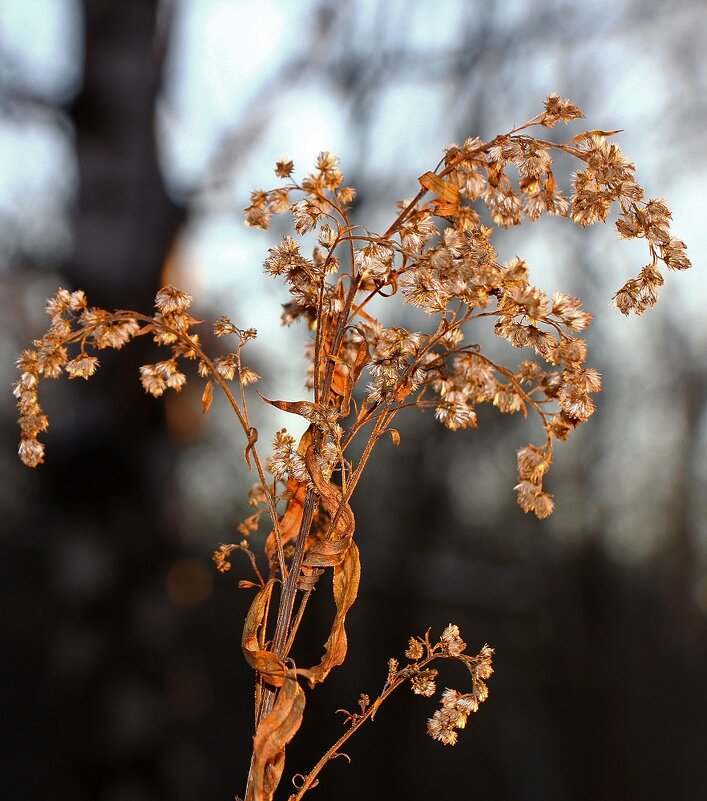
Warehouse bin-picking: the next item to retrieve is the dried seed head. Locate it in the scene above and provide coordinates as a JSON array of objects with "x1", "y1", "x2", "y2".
[
  {"x1": 410, "y1": 669, "x2": 438, "y2": 697},
  {"x1": 275, "y1": 157, "x2": 294, "y2": 178},
  {"x1": 440, "y1": 624, "x2": 466, "y2": 656},
  {"x1": 541, "y1": 93, "x2": 584, "y2": 127},
  {"x1": 155, "y1": 285, "x2": 192, "y2": 315},
  {"x1": 65, "y1": 355, "x2": 99, "y2": 380},
  {"x1": 405, "y1": 638, "x2": 424, "y2": 661},
  {"x1": 18, "y1": 437, "x2": 45, "y2": 468}
]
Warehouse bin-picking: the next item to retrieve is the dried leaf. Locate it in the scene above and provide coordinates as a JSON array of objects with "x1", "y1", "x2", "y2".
[
  {"x1": 340, "y1": 338, "x2": 369, "y2": 417},
  {"x1": 265, "y1": 477, "x2": 307, "y2": 567},
  {"x1": 248, "y1": 676, "x2": 305, "y2": 801},
  {"x1": 395, "y1": 379, "x2": 414, "y2": 401},
  {"x1": 201, "y1": 380, "x2": 214, "y2": 414},
  {"x1": 350, "y1": 337, "x2": 370, "y2": 382},
  {"x1": 241, "y1": 580, "x2": 286, "y2": 687},
  {"x1": 571, "y1": 128, "x2": 623, "y2": 142},
  {"x1": 296, "y1": 565, "x2": 324, "y2": 591},
  {"x1": 303, "y1": 537, "x2": 351, "y2": 568},
  {"x1": 296, "y1": 425, "x2": 314, "y2": 457},
  {"x1": 419, "y1": 171, "x2": 459, "y2": 203},
  {"x1": 300, "y1": 541, "x2": 361, "y2": 687},
  {"x1": 388, "y1": 429, "x2": 401, "y2": 446},
  {"x1": 329, "y1": 356, "x2": 349, "y2": 399},
  {"x1": 259, "y1": 394, "x2": 321, "y2": 420},
  {"x1": 303, "y1": 445, "x2": 355, "y2": 545},
  {"x1": 419, "y1": 171, "x2": 460, "y2": 217},
  {"x1": 325, "y1": 335, "x2": 369, "y2": 417},
  {"x1": 243, "y1": 426, "x2": 258, "y2": 469},
  {"x1": 297, "y1": 445, "x2": 359, "y2": 685}
]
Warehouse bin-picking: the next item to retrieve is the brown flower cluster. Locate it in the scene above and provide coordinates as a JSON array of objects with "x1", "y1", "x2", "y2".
[
  {"x1": 424, "y1": 631, "x2": 494, "y2": 747},
  {"x1": 15, "y1": 94, "x2": 689, "y2": 530},
  {"x1": 14, "y1": 287, "x2": 138, "y2": 467},
  {"x1": 238, "y1": 95, "x2": 688, "y2": 520},
  {"x1": 334, "y1": 625, "x2": 493, "y2": 752},
  {"x1": 386, "y1": 626, "x2": 494, "y2": 747},
  {"x1": 13, "y1": 284, "x2": 263, "y2": 468},
  {"x1": 14, "y1": 96, "x2": 690, "y2": 801}
]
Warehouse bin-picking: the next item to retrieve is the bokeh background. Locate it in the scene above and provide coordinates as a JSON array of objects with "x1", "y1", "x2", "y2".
[{"x1": 1, "y1": 2, "x2": 706, "y2": 800}]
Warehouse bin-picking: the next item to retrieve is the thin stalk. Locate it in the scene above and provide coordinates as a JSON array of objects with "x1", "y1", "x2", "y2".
[
  {"x1": 107, "y1": 312, "x2": 286, "y2": 562},
  {"x1": 245, "y1": 472, "x2": 319, "y2": 801},
  {"x1": 291, "y1": 651, "x2": 439, "y2": 801},
  {"x1": 284, "y1": 589, "x2": 313, "y2": 657}
]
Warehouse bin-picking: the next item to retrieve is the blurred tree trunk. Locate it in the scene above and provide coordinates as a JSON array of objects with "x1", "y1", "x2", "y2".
[
  {"x1": 49, "y1": 2, "x2": 185, "y2": 798},
  {"x1": 70, "y1": 0, "x2": 182, "y2": 307}
]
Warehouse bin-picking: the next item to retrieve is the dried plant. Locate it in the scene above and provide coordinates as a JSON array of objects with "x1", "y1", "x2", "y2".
[{"x1": 13, "y1": 96, "x2": 690, "y2": 800}]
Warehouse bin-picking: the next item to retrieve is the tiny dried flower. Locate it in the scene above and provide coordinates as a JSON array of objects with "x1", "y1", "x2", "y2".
[
  {"x1": 244, "y1": 189, "x2": 271, "y2": 230},
  {"x1": 214, "y1": 316, "x2": 238, "y2": 337},
  {"x1": 410, "y1": 669, "x2": 438, "y2": 697},
  {"x1": 517, "y1": 444, "x2": 550, "y2": 484},
  {"x1": 213, "y1": 544, "x2": 235, "y2": 573},
  {"x1": 65, "y1": 354, "x2": 100, "y2": 380},
  {"x1": 405, "y1": 638, "x2": 424, "y2": 661},
  {"x1": 18, "y1": 437, "x2": 45, "y2": 468},
  {"x1": 275, "y1": 157, "x2": 294, "y2": 178},
  {"x1": 139, "y1": 364, "x2": 166, "y2": 397},
  {"x1": 440, "y1": 624, "x2": 466, "y2": 656},
  {"x1": 240, "y1": 367, "x2": 260, "y2": 386},
  {"x1": 427, "y1": 709, "x2": 459, "y2": 746},
  {"x1": 515, "y1": 480, "x2": 555, "y2": 519},
  {"x1": 155, "y1": 285, "x2": 192, "y2": 314},
  {"x1": 540, "y1": 93, "x2": 584, "y2": 127}
]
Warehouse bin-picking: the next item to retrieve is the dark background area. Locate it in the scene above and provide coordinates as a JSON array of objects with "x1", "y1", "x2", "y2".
[{"x1": 1, "y1": 2, "x2": 706, "y2": 800}]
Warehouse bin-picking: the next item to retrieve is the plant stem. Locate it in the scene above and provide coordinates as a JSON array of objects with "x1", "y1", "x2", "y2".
[
  {"x1": 244, "y1": 436, "x2": 321, "y2": 799},
  {"x1": 291, "y1": 652, "x2": 438, "y2": 801}
]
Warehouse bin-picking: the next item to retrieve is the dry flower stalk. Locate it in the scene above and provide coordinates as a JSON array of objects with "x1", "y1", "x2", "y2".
[{"x1": 14, "y1": 96, "x2": 690, "y2": 800}]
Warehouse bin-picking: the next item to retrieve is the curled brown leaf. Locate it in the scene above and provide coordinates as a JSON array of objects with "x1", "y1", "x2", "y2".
[
  {"x1": 299, "y1": 540, "x2": 361, "y2": 687},
  {"x1": 244, "y1": 426, "x2": 258, "y2": 468},
  {"x1": 303, "y1": 445, "x2": 355, "y2": 546},
  {"x1": 265, "y1": 477, "x2": 307, "y2": 568},
  {"x1": 242, "y1": 580, "x2": 286, "y2": 687},
  {"x1": 248, "y1": 676, "x2": 305, "y2": 801}
]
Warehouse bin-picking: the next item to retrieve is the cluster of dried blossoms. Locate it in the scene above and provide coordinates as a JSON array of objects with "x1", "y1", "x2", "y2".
[
  {"x1": 397, "y1": 625, "x2": 493, "y2": 748},
  {"x1": 15, "y1": 96, "x2": 689, "y2": 801},
  {"x1": 288, "y1": 627, "x2": 493, "y2": 801}
]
